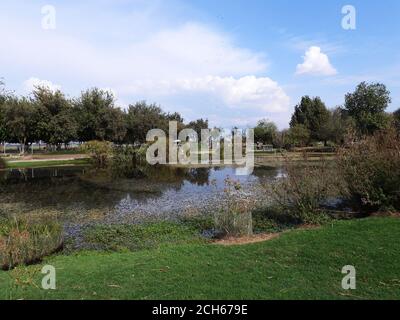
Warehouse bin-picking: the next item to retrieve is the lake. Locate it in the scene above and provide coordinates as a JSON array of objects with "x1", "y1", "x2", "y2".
[{"x1": 0, "y1": 166, "x2": 281, "y2": 226}]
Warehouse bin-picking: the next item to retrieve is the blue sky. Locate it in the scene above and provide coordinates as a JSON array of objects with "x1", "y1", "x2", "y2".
[{"x1": 0, "y1": 0, "x2": 399, "y2": 129}]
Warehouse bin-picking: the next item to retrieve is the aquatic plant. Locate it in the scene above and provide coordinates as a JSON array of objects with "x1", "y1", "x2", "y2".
[{"x1": 0, "y1": 214, "x2": 63, "y2": 270}]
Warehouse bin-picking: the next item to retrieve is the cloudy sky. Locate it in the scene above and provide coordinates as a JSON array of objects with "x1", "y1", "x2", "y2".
[{"x1": 1, "y1": 0, "x2": 399, "y2": 129}]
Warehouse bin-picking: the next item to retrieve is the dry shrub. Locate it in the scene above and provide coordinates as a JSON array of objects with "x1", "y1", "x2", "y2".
[
  {"x1": 268, "y1": 155, "x2": 343, "y2": 224},
  {"x1": 213, "y1": 177, "x2": 256, "y2": 237},
  {"x1": 0, "y1": 214, "x2": 63, "y2": 270},
  {"x1": 338, "y1": 127, "x2": 400, "y2": 213}
]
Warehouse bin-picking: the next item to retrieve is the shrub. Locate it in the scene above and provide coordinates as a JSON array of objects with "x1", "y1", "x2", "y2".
[
  {"x1": 0, "y1": 215, "x2": 63, "y2": 270},
  {"x1": 267, "y1": 156, "x2": 341, "y2": 224},
  {"x1": 81, "y1": 140, "x2": 113, "y2": 168},
  {"x1": 338, "y1": 127, "x2": 400, "y2": 212},
  {"x1": 0, "y1": 157, "x2": 6, "y2": 169},
  {"x1": 213, "y1": 177, "x2": 255, "y2": 237}
]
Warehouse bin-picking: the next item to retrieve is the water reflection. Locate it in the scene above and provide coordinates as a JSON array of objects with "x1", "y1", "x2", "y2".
[{"x1": 0, "y1": 165, "x2": 280, "y2": 224}]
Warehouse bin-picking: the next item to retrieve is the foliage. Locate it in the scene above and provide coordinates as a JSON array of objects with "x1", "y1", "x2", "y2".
[
  {"x1": 187, "y1": 118, "x2": 209, "y2": 138},
  {"x1": 2, "y1": 96, "x2": 36, "y2": 153},
  {"x1": 254, "y1": 119, "x2": 278, "y2": 145},
  {"x1": 82, "y1": 222, "x2": 204, "y2": 252},
  {"x1": 81, "y1": 140, "x2": 113, "y2": 168},
  {"x1": 286, "y1": 124, "x2": 311, "y2": 147},
  {"x1": 213, "y1": 177, "x2": 255, "y2": 236},
  {"x1": 290, "y1": 96, "x2": 331, "y2": 142},
  {"x1": 0, "y1": 158, "x2": 6, "y2": 169},
  {"x1": 394, "y1": 108, "x2": 400, "y2": 133},
  {"x1": 74, "y1": 88, "x2": 126, "y2": 143},
  {"x1": 1, "y1": 218, "x2": 399, "y2": 300},
  {"x1": 338, "y1": 127, "x2": 400, "y2": 212},
  {"x1": 32, "y1": 87, "x2": 78, "y2": 147},
  {"x1": 110, "y1": 144, "x2": 148, "y2": 177},
  {"x1": 0, "y1": 214, "x2": 63, "y2": 270},
  {"x1": 267, "y1": 157, "x2": 341, "y2": 224},
  {"x1": 344, "y1": 82, "x2": 391, "y2": 135},
  {"x1": 126, "y1": 101, "x2": 184, "y2": 145}
]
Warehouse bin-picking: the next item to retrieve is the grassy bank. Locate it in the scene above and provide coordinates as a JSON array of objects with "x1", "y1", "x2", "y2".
[
  {"x1": 5, "y1": 159, "x2": 90, "y2": 169},
  {"x1": 1, "y1": 217, "x2": 399, "y2": 300}
]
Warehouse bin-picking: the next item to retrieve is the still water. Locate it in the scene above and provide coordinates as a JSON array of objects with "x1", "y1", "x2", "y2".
[{"x1": 0, "y1": 166, "x2": 281, "y2": 225}]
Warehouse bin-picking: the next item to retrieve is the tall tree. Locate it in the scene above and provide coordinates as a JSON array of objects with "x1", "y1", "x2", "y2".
[
  {"x1": 344, "y1": 82, "x2": 391, "y2": 135},
  {"x1": 75, "y1": 88, "x2": 126, "y2": 143},
  {"x1": 3, "y1": 97, "x2": 36, "y2": 153},
  {"x1": 33, "y1": 86, "x2": 78, "y2": 148},
  {"x1": 393, "y1": 108, "x2": 400, "y2": 133},
  {"x1": 187, "y1": 118, "x2": 209, "y2": 138},
  {"x1": 254, "y1": 119, "x2": 278, "y2": 145},
  {"x1": 290, "y1": 96, "x2": 330, "y2": 142},
  {"x1": 126, "y1": 101, "x2": 175, "y2": 144}
]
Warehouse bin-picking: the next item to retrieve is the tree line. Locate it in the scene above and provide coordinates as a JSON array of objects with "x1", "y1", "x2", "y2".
[
  {"x1": 0, "y1": 81, "x2": 399, "y2": 153},
  {"x1": 0, "y1": 85, "x2": 208, "y2": 152},
  {"x1": 254, "y1": 82, "x2": 399, "y2": 148}
]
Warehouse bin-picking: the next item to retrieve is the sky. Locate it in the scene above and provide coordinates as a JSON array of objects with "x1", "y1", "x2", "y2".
[{"x1": 0, "y1": 0, "x2": 399, "y2": 129}]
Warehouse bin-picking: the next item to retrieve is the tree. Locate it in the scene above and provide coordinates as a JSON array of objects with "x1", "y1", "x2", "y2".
[
  {"x1": 290, "y1": 96, "x2": 330, "y2": 142},
  {"x1": 33, "y1": 86, "x2": 78, "y2": 148},
  {"x1": 286, "y1": 124, "x2": 311, "y2": 147},
  {"x1": 187, "y1": 118, "x2": 209, "y2": 138},
  {"x1": 75, "y1": 88, "x2": 126, "y2": 143},
  {"x1": 0, "y1": 82, "x2": 11, "y2": 149},
  {"x1": 125, "y1": 101, "x2": 179, "y2": 144},
  {"x1": 344, "y1": 82, "x2": 391, "y2": 135},
  {"x1": 318, "y1": 107, "x2": 354, "y2": 145},
  {"x1": 254, "y1": 119, "x2": 278, "y2": 145},
  {"x1": 3, "y1": 97, "x2": 36, "y2": 154},
  {"x1": 394, "y1": 108, "x2": 400, "y2": 133}
]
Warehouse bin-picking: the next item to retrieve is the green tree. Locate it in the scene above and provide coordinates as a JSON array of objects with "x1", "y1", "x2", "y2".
[
  {"x1": 290, "y1": 96, "x2": 330, "y2": 143},
  {"x1": 3, "y1": 97, "x2": 36, "y2": 153},
  {"x1": 318, "y1": 107, "x2": 354, "y2": 145},
  {"x1": 187, "y1": 118, "x2": 209, "y2": 138},
  {"x1": 393, "y1": 108, "x2": 400, "y2": 133},
  {"x1": 0, "y1": 82, "x2": 10, "y2": 146},
  {"x1": 126, "y1": 101, "x2": 170, "y2": 144},
  {"x1": 75, "y1": 88, "x2": 126, "y2": 143},
  {"x1": 286, "y1": 124, "x2": 311, "y2": 147},
  {"x1": 344, "y1": 82, "x2": 391, "y2": 135},
  {"x1": 254, "y1": 119, "x2": 278, "y2": 145},
  {"x1": 33, "y1": 86, "x2": 78, "y2": 148}
]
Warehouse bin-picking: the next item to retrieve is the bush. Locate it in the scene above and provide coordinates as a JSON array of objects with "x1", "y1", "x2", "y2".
[
  {"x1": 0, "y1": 157, "x2": 6, "y2": 169},
  {"x1": 81, "y1": 140, "x2": 113, "y2": 168},
  {"x1": 267, "y1": 156, "x2": 341, "y2": 224},
  {"x1": 338, "y1": 127, "x2": 400, "y2": 212},
  {"x1": 0, "y1": 215, "x2": 63, "y2": 270},
  {"x1": 213, "y1": 178, "x2": 255, "y2": 237}
]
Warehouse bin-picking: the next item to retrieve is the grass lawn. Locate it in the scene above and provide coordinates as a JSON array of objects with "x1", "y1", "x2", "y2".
[
  {"x1": 5, "y1": 159, "x2": 90, "y2": 169},
  {"x1": 1, "y1": 217, "x2": 399, "y2": 300}
]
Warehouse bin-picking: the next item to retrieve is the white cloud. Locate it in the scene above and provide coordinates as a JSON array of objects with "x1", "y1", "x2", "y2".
[
  {"x1": 0, "y1": 1, "x2": 289, "y2": 127},
  {"x1": 121, "y1": 76, "x2": 289, "y2": 113},
  {"x1": 23, "y1": 77, "x2": 61, "y2": 93},
  {"x1": 296, "y1": 46, "x2": 337, "y2": 76}
]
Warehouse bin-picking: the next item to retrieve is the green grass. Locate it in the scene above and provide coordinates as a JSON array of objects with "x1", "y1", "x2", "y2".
[
  {"x1": 0, "y1": 217, "x2": 399, "y2": 300},
  {"x1": 73, "y1": 222, "x2": 206, "y2": 252},
  {"x1": 5, "y1": 159, "x2": 90, "y2": 169}
]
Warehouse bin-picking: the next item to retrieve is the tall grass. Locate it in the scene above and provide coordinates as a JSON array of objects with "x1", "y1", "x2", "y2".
[
  {"x1": 338, "y1": 127, "x2": 400, "y2": 212},
  {"x1": 0, "y1": 214, "x2": 63, "y2": 270},
  {"x1": 213, "y1": 177, "x2": 255, "y2": 237}
]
